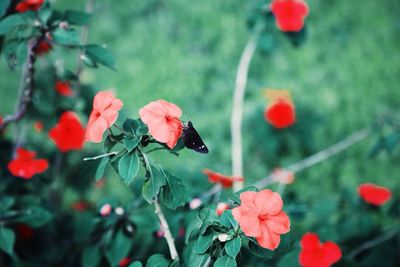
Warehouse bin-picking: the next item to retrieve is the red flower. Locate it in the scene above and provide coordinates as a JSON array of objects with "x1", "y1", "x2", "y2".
[
  {"x1": 232, "y1": 190, "x2": 290, "y2": 250},
  {"x1": 16, "y1": 0, "x2": 44, "y2": 13},
  {"x1": 0, "y1": 115, "x2": 3, "y2": 126},
  {"x1": 55, "y1": 81, "x2": 74, "y2": 96},
  {"x1": 265, "y1": 100, "x2": 296, "y2": 128},
  {"x1": 203, "y1": 169, "x2": 244, "y2": 188},
  {"x1": 299, "y1": 233, "x2": 342, "y2": 267},
  {"x1": 358, "y1": 183, "x2": 392, "y2": 206},
  {"x1": 100, "y1": 204, "x2": 112, "y2": 216},
  {"x1": 34, "y1": 40, "x2": 52, "y2": 56},
  {"x1": 49, "y1": 111, "x2": 85, "y2": 152},
  {"x1": 14, "y1": 224, "x2": 34, "y2": 241},
  {"x1": 216, "y1": 202, "x2": 230, "y2": 216},
  {"x1": 71, "y1": 200, "x2": 90, "y2": 212},
  {"x1": 118, "y1": 258, "x2": 131, "y2": 267},
  {"x1": 8, "y1": 148, "x2": 48, "y2": 179},
  {"x1": 33, "y1": 121, "x2": 43, "y2": 132},
  {"x1": 271, "y1": 0, "x2": 309, "y2": 32}
]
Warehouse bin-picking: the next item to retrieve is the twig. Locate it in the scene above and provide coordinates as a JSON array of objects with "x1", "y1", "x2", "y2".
[
  {"x1": 255, "y1": 128, "x2": 372, "y2": 189},
  {"x1": 231, "y1": 35, "x2": 258, "y2": 192},
  {"x1": 154, "y1": 201, "x2": 180, "y2": 261},
  {"x1": 83, "y1": 151, "x2": 117, "y2": 161},
  {"x1": 346, "y1": 228, "x2": 399, "y2": 259},
  {"x1": 0, "y1": 38, "x2": 41, "y2": 132}
]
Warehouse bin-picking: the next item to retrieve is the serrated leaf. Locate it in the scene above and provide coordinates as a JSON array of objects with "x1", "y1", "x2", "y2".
[
  {"x1": 81, "y1": 245, "x2": 101, "y2": 267},
  {"x1": 95, "y1": 156, "x2": 109, "y2": 181},
  {"x1": 64, "y1": 10, "x2": 91, "y2": 25},
  {"x1": 195, "y1": 232, "x2": 215, "y2": 254},
  {"x1": 146, "y1": 254, "x2": 170, "y2": 267},
  {"x1": 52, "y1": 28, "x2": 81, "y2": 46},
  {"x1": 160, "y1": 172, "x2": 188, "y2": 209},
  {"x1": 142, "y1": 164, "x2": 166, "y2": 203},
  {"x1": 0, "y1": 226, "x2": 15, "y2": 255},
  {"x1": 185, "y1": 214, "x2": 203, "y2": 244},
  {"x1": 118, "y1": 152, "x2": 140, "y2": 184},
  {"x1": 225, "y1": 237, "x2": 241, "y2": 258},
  {"x1": 84, "y1": 44, "x2": 116, "y2": 70},
  {"x1": 214, "y1": 255, "x2": 236, "y2": 267},
  {"x1": 124, "y1": 137, "x2": 139, "y2": 152}
]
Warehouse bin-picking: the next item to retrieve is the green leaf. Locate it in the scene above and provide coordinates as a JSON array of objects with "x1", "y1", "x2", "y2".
[
  {"x1": 14, "y1": 206, "x2": 52, "y2": 227},
  {"x1": 123, "y1": 119, "x2": 140, "y2": 135},
  {"x1": 52, "y1": 28, "x2": 81, "y2": 46},
  {"x1": 214, "y1": 255, "x2": 237, "y2": 267},
  {"x1": 3, "y1": 39, "x2": 28, "y2": 69},
  {"x1": 84, "y1": 44, "x2": 116, "y2": 70},
  {"x1": 225, "y1": 237, "x2": 241, "y2": 258},
  {"x1": 105, "y1": 230, "x2": 132, "y2": 266},
  {"x1": 0, "y1": 14, "x2": 26, "y2": 35},
  {"x1": 142, "y1": 164, "x2": 167, "y2": 203},
  {"x1": 124, "y1": 137, "x2": 139, "y2": 152},
  {"x1": 160, "y1": 172, "x2": 188, "y2": 209},
  {"x1": 81, "y1": 245, "x2": 101, "y2": 267},
  {"x1": 188, "y1": 253, "x2": 209, "y2": 267},
  {"x1": 146, "y1": 254, "x2": 170, "y2": 267},
  {"x1": 0, "y1": 196, "x2": 14, "y2": 212},
  {"x1": 219, "y1": 210, "x2": 237, "y2": 228},
  {"x1": 195, "y1": 232, "x2": 215, "y2": 254},
  {"x1": 95, "y1": 156, "x2": 109, "y2": 181},
  {"x1": 0, "y1": 226, "x2": 15, "y2": 255},
  {"x1": 0, "y1": 0, "x2": 10, "y2": 18},
  {"x1": 118, "y1": 151, "x2": 140, "y2": 184},
  {"x1": 64, "y1": 10, "x2": 92, "y2": 25},
  {"x1": 185, "y1": 214, "x2": 203, "y2": 244},
  {"x1": 129, "y1": 262, "x2": 142, "y2": 267}
]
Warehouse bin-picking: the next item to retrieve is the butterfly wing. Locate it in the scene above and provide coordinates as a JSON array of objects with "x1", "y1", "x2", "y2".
[{"x1": 183, "y1": 122, "x2": 209, "y2": 154}]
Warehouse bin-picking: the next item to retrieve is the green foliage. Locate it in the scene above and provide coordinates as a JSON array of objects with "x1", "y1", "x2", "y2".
[
  {"x1": 146, "y1": 254, "x2": 170, "y2": 267},
  {"x1": 64, "y1": 10, "x2": 92, "y2": 25},
  {"x1": 84, "y1": 44, "x2": 116, "y2": 70},
  {"x1": 118, "y1": 151, "x2": 140, "y2": 184},
  {"x1": 0, "y1": 226, "x2": 15, "y2": 255}
]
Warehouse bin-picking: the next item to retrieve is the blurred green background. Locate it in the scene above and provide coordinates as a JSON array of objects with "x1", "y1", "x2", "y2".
[{"x1": 1, "y1": 0, "x2": 399, "y2": 226}]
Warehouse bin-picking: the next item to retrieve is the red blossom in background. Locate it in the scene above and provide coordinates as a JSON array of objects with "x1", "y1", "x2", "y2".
[
  {"x1": 34, "y1": 40, "x2": 52, "y2": 56},
  {"x1": 33, "y1": 121, "x2": 43, "y2": 132},
  {"x1": 299, "y1": 233, "x2": 342, "y2": 267},
  {"x1": 358, "y1": 183, "x2": 392, "y2": 206},
  {"x1": 49, "y1": 111, "x2": 85, "y2": 152},
  {"x1": 203, "y1": 169, "x2": 244, "y2": 188},
  {"x1": 0, "y1": 115, "x2": 3, "y2": 125},
  {"x1": 55, "y1": 81, "x2": 74, "y2": 96},
  {"x1": 118, "y1": 258, "x2": 131, "y2": 267},
  {"x1": 100, "y1": 204, "x2": 112, "y2": 216},
  {"x1": 232, "y1": 190, "x2": 290, "y2": 250},
  {"x1": 272, "y1": 168, "x2": 295, "y2": 184},
  {"x1": 271, "y1": 0, "x2": 309, "y2": 32},
  {"x1": 85, "y1": 91, "x2": 123, "y2": 143},
  {"x1": 216, "y1": 202, "x2": 230, "y2": 216},
  {"x1": 8, "y1": 148, "x2": 48, "y2": 179},
  {"x1": 139, "y1": 100, "x2": 183, "y2": 149},
  {"x1": 265, "y1": 100, "x2": 296, "y2": 128},
  {"x1": 16, "y1": 0, "x2": 44, "y2": 13},
  {"x1": 71, "y1": 200, "x2": 90, "y2": 212},
  {"x1": 14, "y1": 224, "x2": 34, "y2": 241}
]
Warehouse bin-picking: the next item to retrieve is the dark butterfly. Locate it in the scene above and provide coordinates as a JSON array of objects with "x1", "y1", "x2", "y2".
[{"x1": 182, "y1": 121, "x2": 209, "y2": 154}]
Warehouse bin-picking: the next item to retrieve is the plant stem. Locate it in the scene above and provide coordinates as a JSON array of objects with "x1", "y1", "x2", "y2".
[
  {"x1": 346, "y1": 227, "x2": 399, "y2": 259},
  {"x1": 154, "y1": 201, "x2": 180, "y2": 261},
  {"x1": 83, "y1": 151, "x2": 118, "y2": 161},
  {"x1": 231, "y1": 35, "x2": 258, "y2": 192}
]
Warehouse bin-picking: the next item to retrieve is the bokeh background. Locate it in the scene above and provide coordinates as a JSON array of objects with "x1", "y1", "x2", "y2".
[{"x1": 0, "y1": 0, "x2": 399, "y2": 265}]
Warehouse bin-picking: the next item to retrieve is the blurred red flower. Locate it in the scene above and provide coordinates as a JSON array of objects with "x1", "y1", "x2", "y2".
[
  {"x1": 71, "y1": 200, "x2": 90, "y2": 212},
  {"x1": 203, "y1": 169, "x2": 244, "y2": 188},
  {"x1": 14, "y1": 224, "x2": 34, "y2": 241},
  {"x1": 358, "y1": 183, "x2": 392, "y2": 206},
  {"x1": 100, "y1": 204, "x2": 112, "y2": 216},
  {"x1": 299, "y1": 233, "x2": 342, "y2": 267},
  {"x1": 118, "y1": 258, "x2": 131, "y2": 267},
  {"x1": 34, "y1": 40, "x2": 52, "y2": 56},
  {"x1": 232, "y1": 190, "x2": 290, "y2": 250},
  {"x1": 271, "y1": 0, "x2": 309, "y2": 32},
  {"x1": 0, "y1": 115, "x2": 3, "y2": 125},
  {"x1": 55, "y1": 81, "x2": 74, "y2": 96},
  {"x1": 265, "y1": 100, "x2": 296, "y2": 128},
  {"x1": 8, "y1": 148, "x2": 48, "y2": 179},
  {"x1": 139, "y1": 100, "x2": 183, "y2": 149},
  {"x1": 85, "y1": 91, "x2": 123, "y2": 143},
  {"x1": 272, "y1": 168, "x2": 295, "y2": 184},
  {"x1": 49, "y1": 111, "x2": 85, "y2": 152},
  {"x1": 16, "y1": 0, "x2": 44, "y2": 13},
  {"x1": 33, "y1": 121, "x2": 43, "y2": 132},
  {"x1": 216, "y1": 202, "x2": 230, "y2": 216}
]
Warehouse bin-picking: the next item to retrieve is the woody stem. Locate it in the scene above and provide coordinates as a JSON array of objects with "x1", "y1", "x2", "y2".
[{"x1": 231, "y1": 34, "x2": 258, "y2": 192}]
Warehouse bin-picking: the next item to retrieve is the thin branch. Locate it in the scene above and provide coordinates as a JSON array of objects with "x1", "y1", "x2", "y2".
[
  {"x1": 83, "y1": 151, "x2": 118, "y2": 161},
  {"x1": 154, "y1": 201, "x2": 180, "y2": 261},
  {"x1": 346, "y1": 228, "x2": 399, "y2": 259},
  {"x1": 255, "y1": 127, "x2": 372, "y2": 189},
  {"x1": 0, "y1": 38, "x2": 41, "y2": 132},
  {"x1": 231, "y1": 35, "x2": 258, "y2": 192}
]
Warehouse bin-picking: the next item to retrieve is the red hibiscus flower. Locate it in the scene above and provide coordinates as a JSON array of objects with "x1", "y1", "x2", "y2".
[
  {"x1": 139, "y1": 100, "x2": 183, "y2": 149},
  {"x1": 33, "y1": 121, "x2": 43, "y2": 132},
  {"x1": 118, "y1": 258, "x2": 131, "y2": 267},
  {"x1": 49, "y1": 111, "x2": 85, "y2": 152},
  {"x1": 34, "y1": 40, "x2": 52, "y2": 56},
  {"x1": 85, "y1": 91, "x2": 123, "y2": 143},
  {"x1": 271, "y1": 0, "x2": 309, "y2": 32},
  {"x1": 8, "y1": 148, "x2": 48, "y2": 179},
  {"x1": 232, "y1": 190, "x2": 290, "y2": 250},
  {"x1": 16, "y1": 0, "x2": 44, "y2": 13},
  {"x1": 216, "y1": 202, "x2": 230, "y2": 216},
  {"x1": 203, "y1": 169, "x2": 244, "y2": 188},
  {"x1": 358, "y1": 183, "x2": 392, "y2": 206},
  {"x1": 299, "y1": 233, "x2": 342, "y2": 267},
  {"x1": 55, "y1": 81, "x2": 74, "y2": 96}
]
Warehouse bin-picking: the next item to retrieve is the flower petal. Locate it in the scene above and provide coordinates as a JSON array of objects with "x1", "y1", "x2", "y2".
[
  {"x1": 256, "y1": 222, "x2": 281, "y2": 250},
  {"x1": 265, "y1": 211, "x2": 290, "y2": 234},
  {"x1": 85, "y1": 115, "x2": 108, "y2": 143},
  {"x1": 232, "y1": 207, "x2": 261, "y2": 237},
  {"x1": 322, "y1": 241, "x2": 342, "y2": 265},
  {"x1": 255, "y1": 189, "x2": 283, "y2": 215}
]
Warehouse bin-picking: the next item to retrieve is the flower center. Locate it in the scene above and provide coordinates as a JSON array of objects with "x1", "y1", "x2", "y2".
[{"x1": 95, "y1": 111, "x2": 101, "y2": 117}]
